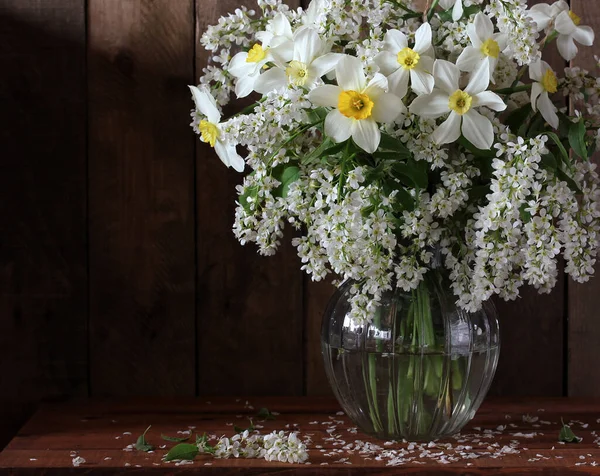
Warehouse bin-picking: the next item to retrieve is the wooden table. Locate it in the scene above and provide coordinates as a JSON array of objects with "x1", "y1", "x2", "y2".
[{"x1": 1, "y1": 397, "x2": 600, "y2": 474}]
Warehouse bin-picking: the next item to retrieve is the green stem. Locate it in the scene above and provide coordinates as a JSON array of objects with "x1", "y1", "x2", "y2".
[{"x1": 427, "y1": 0, "x2": 440, "y2": 21}]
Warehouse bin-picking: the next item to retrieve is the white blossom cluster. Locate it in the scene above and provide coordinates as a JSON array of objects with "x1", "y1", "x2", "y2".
[
  {"x1": 205, "y1": 430, "x2": 308, "y2": 464},
  {"x1": 190, "y1": 0, "x2": 600, "y2": 323}
]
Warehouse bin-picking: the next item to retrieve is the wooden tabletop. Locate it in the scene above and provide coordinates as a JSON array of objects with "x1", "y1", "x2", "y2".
[{"x1": 1, "y1": 397, "x2": 600, "y2": 474}]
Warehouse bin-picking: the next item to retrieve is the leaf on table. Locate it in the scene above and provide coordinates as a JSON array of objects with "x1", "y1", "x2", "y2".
[
  {"x1": 257, "y1": 407, "x2": 276, "y2": 420},
  {"x1": 196, "y1": 433, "x2": 216, "y2": 455},
  {"x1": 134, "y1": 425, "x2": 154, "y2": 452},
  {"x1": 163, "y1": 443, "x2": 200, "y2": 462},
  {"x1": 234, "y1": 418, "x2": 255, "y2": 433},
  {"x1": 161, "y1": 434, "x2": 190, "y2": 442},
  {"x1": 559, "y1": 419, "x2": 582, "y2": 443}
]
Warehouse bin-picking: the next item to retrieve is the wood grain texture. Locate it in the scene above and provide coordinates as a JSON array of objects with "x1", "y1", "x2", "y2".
[
  {"x1": 0, "y1": 0, "x2": 87, "y2": 449},
  {"x1": 88, "y1": 0, "x2": 196, "y2": 396},
  {"x1": 2, "y1": 397, "x2": 600, "y2": 474},
  {"x1": 568, "y1": 0, "x2": 600, "y2": 397},
  {"x1": 195, "y1": 0, "x2": 304, "y2": 396}
]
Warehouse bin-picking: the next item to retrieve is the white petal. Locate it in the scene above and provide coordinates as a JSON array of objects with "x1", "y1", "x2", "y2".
[
  {"x1": 295, "y1": 28, "x2": 322, "y2": 64},
  {"x1": 528, "y1": 4, "x2": 553, "y2": 32},
  {"x1": 189, "y1": 86, "x2": 221, "y2": 123},
  {"x1": 466, "y1": 22, "x2": 482, "y2": 49},
  {"x1": 215, "y1": 140, "x2": 245, "y2": 172},
  {"x1": 439, "y1": 0, "x2": 454, "y2": 9},
  {"x1": 270, "y1": 42, "x2": 295, "y2": 68},
  {"x1": 573, "y1": 26, "x2": 595, "y2": 47},
  {"x1": 387, "y1": 68, "x2": 410, "y2": 98},
  {"x1": 528, "y1": 59, "x2": 544, "y2": 82},
  {"x1": 414, "y1": 23, "x2": 432, "y2": 54},
  {"x1": 228, "y1": 52, "x2": 253, "y2": 78},
  {"x1": 465, "y1": 60, "x2": 490, "y2": 95},
  {"x1": 555, "y1": 11, "x2": 577, "y2": 36},
  {"x1": 374, "y1": 51, "x2": 400, "y2": 76},
  {"x1": 433, "y1": 60, "x2": 460, "y2": 95},
  {"x1": 531, "y1": 82, "x2": 543, "y2": 112},
  {"x1": 235, "y1": 75, "x2": 256, "y2": 98},
  {"x1": 418, "y1": 55, "x2": 435, "y2": 75},
  {"x1": 336, "y1": 55, "x2": 366, "y2": 91},
  {"x1": 557, "y1": 34, "x2": 578, "y2": 61},
  {"x1": 308, "y1": 84, "x2": 342, "y2": 107},
  {"x1": 384, "y1": 29, "x2": 408, "y2": 53},
  {"x1": 463, "y1": 109, "x2": 494, "y2": 150},
  {"x1": 324, "y1": 109, "x2": 353, "y2": 143},
  {"x1": 474, "y1": 91, "x2": 506, "y2": 111},
  {"x1": 456, "y1": 47, "x2": 483, "y2": 73},
  {"x1": 254, "y1": 68, "x2": 288, "y2": 95},
  {"x1": 494, "y1": 33, "x2": 509, "y2": 51},
  {"x1": 365, "y1": 73, "x2": 388, "y2": 99},
  {"x1": 311, "y1": 53, "x2": 344, "y2": 78},
  {"x1": 269, "y1": 13, "x2": 293, "y2": 41},
  {"x1": 452, "y1": 0, "x2": 463, "y2": 21},
  {"x1": 474, "y1": 12, "x2": 494, "y2": 41},
  {"x1": 352, "y1": 119, "x2": 381, "y2": 153},
  {"x1": 538, "y1": 93, "x2": 559, "y2": 129},
  {"x1": 372, "y1": 93, "x2": 405, "y2": 123},
  {"x1": 409, "y1": 91, "x2": 450, "y2": 119},
  {"x1": 410, "y1": 69, "x2": 435, "y2": 96},
  {"x1": 432, "y1": 111, "x2": 462, "y2": 145}
]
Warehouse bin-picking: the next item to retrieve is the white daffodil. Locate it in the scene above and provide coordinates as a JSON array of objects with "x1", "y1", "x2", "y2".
[
  {"x1": 409, "y1": 60, "x2": 506, "y2": 150},
  {"x1": 308, "y1": 56, "x2": 405, "y2": 153},
  {"x1": 529, "y1": 60, "x2": 559, "y2": 129},
  {"x1": 253, "y1": 28, "x2": 342, "y2": 94},
  {"x1": 528, "y1": 0, "x2": 568, "y2": 32},
  {"x1": 374, "y1": 23, "x2": 435, "y2": 98},
  {"x1": 189, "y1": 86, "x2": 244, "y2": 172},
  {"x1": 228, "y1": 13, "x2": 294, "y2": 98},
  {"x1": 554, "y1": 8, "x2": 595, "y2": 61},
  {"x1": 456, "y1": 12, "x2": 508, "y2": 84},
  {"x1": 439, "y1": 0, "x2": 463, "y2": 22}
]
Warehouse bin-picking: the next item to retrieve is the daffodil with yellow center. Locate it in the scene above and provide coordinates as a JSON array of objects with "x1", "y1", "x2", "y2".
[
  {"x1": 308, "y1": 56, "x2": 405, "y2": 153},
  {"x1": 374, "y1": 23, "x2": 435, "y2": 98},
  {"x1": 448, "y1": 90, "x2": 473, "y2": 115},
  {"x1": 410, "y1": 60, "x2": 506, "y2": 150},
  {"x1": 285, "y1": 61, "x2": 309, "y2": 87},
  {"x1": 397, "y1": 48, "x2": 420, "y2": 70},
  {"x1": 246, "y1": 44, "x2": 268, "y2": 63},
  {"x1": 569, "y1": 10, "x2": 581, "y2": 26},
  {"x1": 529, "y1": 60, "x2": 559, "y2": 129},
  {"x1": 188, "y1": 85, "x2": 245, "y2": 172},
  {"x1": 199, "y1": 121, "x2": 220, "y2": 147},
  {"x1": 457, "y1": 13, "x2": 507, "y2": 84},
  {"x1": 338, "y1": 91, "x2": 374, "y2": 120}
]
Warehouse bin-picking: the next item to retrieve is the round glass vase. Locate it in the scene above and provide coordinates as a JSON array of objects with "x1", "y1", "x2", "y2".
[{"x1": 321, "y1": 273, "x2": 500, "y2": 441}]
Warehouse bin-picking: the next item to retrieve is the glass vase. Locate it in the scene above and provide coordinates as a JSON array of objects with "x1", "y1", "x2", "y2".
[{"x1": 321, "y1": 272, "x2": 500, "y2": 441}]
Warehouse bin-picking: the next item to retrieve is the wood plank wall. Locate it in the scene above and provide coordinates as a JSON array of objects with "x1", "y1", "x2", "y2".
[{"x1": 0, "y1": 0, "x2": 599, "y2": 448}]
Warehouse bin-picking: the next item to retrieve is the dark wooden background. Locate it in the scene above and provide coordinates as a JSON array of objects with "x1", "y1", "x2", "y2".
[{"x1": 0, "y1": 0, "x2": 598, "y2": 450}]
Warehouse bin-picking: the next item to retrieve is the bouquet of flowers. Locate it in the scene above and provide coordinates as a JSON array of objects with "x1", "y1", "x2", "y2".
[{"x1": 190, "y1": 0, "x2": 600, "y2": 324}]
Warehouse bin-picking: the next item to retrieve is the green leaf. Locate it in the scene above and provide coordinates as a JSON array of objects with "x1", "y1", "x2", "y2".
[
  {"x1": 161, "y1": 434, "x2": 190, "y2": 443},
  {"x1": 526, "y1": 112, "x2": 547, "y2": 138},
  {"x1": 539, "y1": 151, "x2": 558, "y2": 172},
  {"x1": 134, "y1": 425, "x2": 154, "y2": 452},
  {"x1": 273, "y1": 165, "x2": 300, "y2": 198},
  {"x1": 256, "y1": 407, "x2": 276, "y2": 420},
  {"x1": 505, "y1": 103, "x2": 532, "y2": 133},
  {"x1": 559, "y1": 419, "x2": 582, "y2": 443},
  {"x1": 378, "y1": 133, "x2": 412, "y2": 159},
  {"x1": 556, "y1": 168, "x2": 582, "y2": 194},
  {"x1": 544, "y1": 131, "x2": 571, "y2": 167},
  {"x1": 234, "y1": 419, "x2": 255, "y2": 434},
  {"x1": 306, "y1": 107, "x2": 328, "y2": 125},
  {"x1": 438, "y1": 4, "x2": 479, "y2": 21},
  {"x1": 164, "y1": 443, "x2": 200, "y2": 462},
  {"x1": 394, "y1": 186, "x2": 415, "y2": 211},
  {"x1": 569, "y1": 119, "x2": 588, "y2": 159},
  {"x1": 469, "y1": 184, "x2": 491, "y2": 202},
  {"x1": 303, "y1": 139, "x2": 346, "y2": 165},
  {"x1": 458, "y1": 136, "x2": 496, "y2": 158},
  {"x1": 390, "y1": 160, "x2": 428, "y2": 190}
]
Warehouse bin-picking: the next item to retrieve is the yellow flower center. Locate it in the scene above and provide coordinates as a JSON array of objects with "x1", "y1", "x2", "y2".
[
  {"x1": 286, "y1": 60, "x2": 309, "y2": 86},
  {"x1": 338, "y1": 90, "x2": 374, "y2": 120},
  {"x1": 541, "y1": 69, "x2": 558, "y2": 94},
  {"x1": 246, "y1": 44, "x2": 267, "y2": 63},
  {"x1": 397, "y1": 47, "x2": 420, "y2": 70},
  {"x1": 569, "y1": 10, "x2": 581, "y2": 26},
  {"x1": 199, "y1": 120, "x2": 220, "y2": 147},
  {"x1": 448, "y1": 90, "x2": 473, "y2": 115},
  {"x1": 480, "y1": 38, "x2": 500, "y2": 58}
]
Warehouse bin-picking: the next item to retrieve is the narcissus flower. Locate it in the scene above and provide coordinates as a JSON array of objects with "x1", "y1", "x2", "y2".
[
  {"x1": 189, "y1": 86, "x2": 244, "y2": 172},
  {"x1": 554, "y1": 8, "x2": 595, "y2": 61},
  {"x1": 254, "y1": 28, "x2": 342, "y2": 94},
  {"x1": 409, "y1": 60, "x2": 506, "y2": 150},
  {"x1": 456, "y1": 12, "x2": 508, "y2": 84},
  {"x1": 439, "y1": 0, "x2": 463, "y2": 22},
  {"x1": 528, "y1": 0, "x2": 568, "y2": 32},
  {"x1": 529, "y1": 60, "x2": 559, "y2": 129},
  {"x1": 374, "y1": 23, "x2": 435, "y2": 98},
  {"x1": 308, "y1": 56, "x2": 405, "y2": 153}
]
